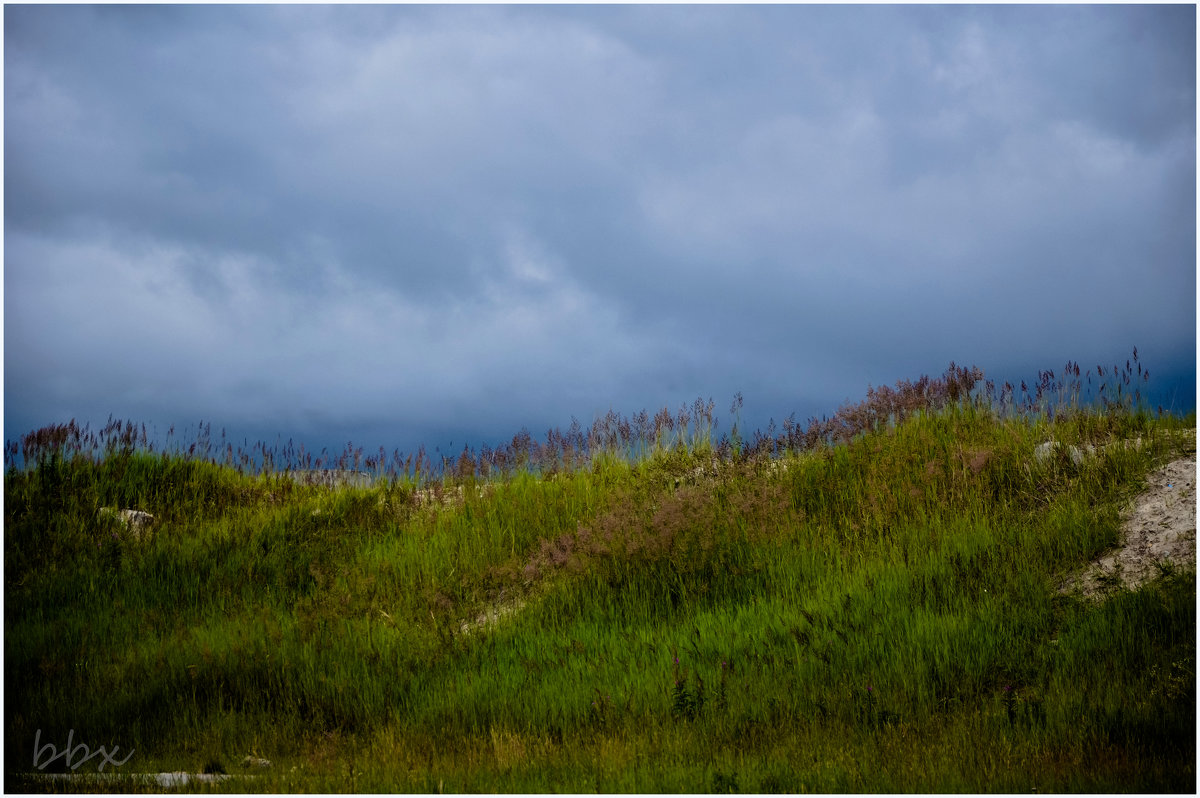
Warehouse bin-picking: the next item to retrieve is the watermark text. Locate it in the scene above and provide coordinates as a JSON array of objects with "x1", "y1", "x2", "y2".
[{"x1": 33, "y1": 729, "x2": 134, "y2": 773}]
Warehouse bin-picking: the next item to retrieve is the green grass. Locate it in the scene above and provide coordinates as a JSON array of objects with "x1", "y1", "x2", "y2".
[{"x1": 5, "y1": 359, "x2": 1196, "y2": 792}]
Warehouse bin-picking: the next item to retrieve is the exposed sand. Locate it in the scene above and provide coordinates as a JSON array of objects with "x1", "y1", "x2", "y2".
[{"x1": 1060, "y1": 434, "x2": 1196, "y2": 599}]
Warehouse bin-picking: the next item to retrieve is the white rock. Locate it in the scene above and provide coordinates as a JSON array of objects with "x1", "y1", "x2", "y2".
[
  {"x1": 1033, "y1": 441, "x2": 1094, "y2": 467},
  {"x1": 100, "y1": 508, "x2": 154, "y2": 539}
]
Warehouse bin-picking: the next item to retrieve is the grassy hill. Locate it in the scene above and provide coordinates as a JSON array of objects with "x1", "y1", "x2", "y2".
[{"x1": 5, "y1": 359, "x2": 1195, "y2": 792}]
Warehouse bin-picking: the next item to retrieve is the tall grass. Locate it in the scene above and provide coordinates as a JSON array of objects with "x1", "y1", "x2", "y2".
[{"x1": 5, "y1": 352, "x2": 1195, "y2": 792}]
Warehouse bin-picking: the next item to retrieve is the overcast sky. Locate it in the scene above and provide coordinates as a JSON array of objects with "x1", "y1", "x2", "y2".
[{"x1": 5, "y1": 4, "x2": 1196, "y2": 461}]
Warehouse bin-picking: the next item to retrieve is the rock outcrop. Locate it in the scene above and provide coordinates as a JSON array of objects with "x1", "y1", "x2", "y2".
[{"x1": 99, "y1": 508, "x2": 154, "y2": 540}]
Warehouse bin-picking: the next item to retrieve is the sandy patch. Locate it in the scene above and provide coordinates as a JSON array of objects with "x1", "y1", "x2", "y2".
[{"x1": 1060, "y1": 438, "x2": 1196, "y2": 598}]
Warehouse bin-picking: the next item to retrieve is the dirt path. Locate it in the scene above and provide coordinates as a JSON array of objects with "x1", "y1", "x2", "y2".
[{"x1": 1061, "y1": 436, "x2": 1196, "y2": 599}]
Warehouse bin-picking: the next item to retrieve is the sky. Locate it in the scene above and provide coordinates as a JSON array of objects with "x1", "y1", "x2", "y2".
[{"x1": 4, "y1": 3, "x2": 1197, "y2": 463}]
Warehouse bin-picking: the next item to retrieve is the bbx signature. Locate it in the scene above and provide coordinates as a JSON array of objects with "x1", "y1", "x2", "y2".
[{"x1": 33, "y1": 729, "x2": 134, "y2": 772}]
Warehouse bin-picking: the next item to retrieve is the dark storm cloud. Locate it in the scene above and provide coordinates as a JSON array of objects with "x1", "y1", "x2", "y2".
[{"x1": 5, "y1": 4, "x2": 1195, "y2": 456}]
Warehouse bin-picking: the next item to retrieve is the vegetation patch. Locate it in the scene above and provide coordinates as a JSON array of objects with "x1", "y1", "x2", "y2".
[{"x1": 5, "y1": 353, "x2": 1195, "y2": 792}]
